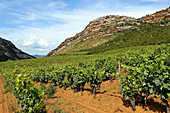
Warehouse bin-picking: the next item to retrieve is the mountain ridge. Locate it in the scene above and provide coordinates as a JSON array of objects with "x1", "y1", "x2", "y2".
[
  {"x1": 46, "y1": 15, "x2": 139, "y2": 56},
  {"x1": 46, "y1": 7, "x2": 170, "y2": 57},
  {"x1": 0, "y1": 37, "x2": 35, "y2": 61},
  {"x1": 139, "y1": 7, "x2": 170, "y2": 23}
]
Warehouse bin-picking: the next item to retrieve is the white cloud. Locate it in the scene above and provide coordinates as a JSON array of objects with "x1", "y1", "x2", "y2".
[
  {"x1": 19, "y1": 34, "x2": 54, "y2": 52},
  {"x1": 8, "y1": 1, "x2": 68, "y2": 22},
  {"x1": 47, "y1": 1, "x2": 67, "y2": 9},
  {"x1": 30, "y1": 34, "x2": 37, "y2": 40},
  {"x1": 22, "y1": 40, "x2": 34, "y2": 46},
  {"x1": 0, "y1": 30, "x2": 14, "y2": 35},
  {"x1": 38, "y1": 39, "x2": 46, "y2": 45},
  {"x1": 38, "y1": 39, "x2": 49, "y2": 48},
  {"x1": 36, "y1": 48, "x2": 48, "y2": 51},
  {"x1": 1, "y1": 0, "x2": 169, "y2": 55},
  {"x1": 1, "y1": 6, "x2": 163, "y2": 55},
  {"x1": 19, "y1": 26, "x2": 41, "y2": 31},
  {"x1": 9, "y1": 12, "x2": 37, "y2": 21},
  {"x1": 22, "y1": 34, "x2": 37, "y2": 46}
]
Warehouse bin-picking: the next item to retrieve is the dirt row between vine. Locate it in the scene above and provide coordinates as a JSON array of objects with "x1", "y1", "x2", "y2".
[
  {"x1": 36, "y1": 77, "x2": 170, "y2": 113},
  {"x1": 0, "y1": 74, "x2": 12, "y2": 113},
  {"x1": 0, "y1": 74, "x2": 20, "y2": 113},
  {"x1": 0, "y1": 74, "x2": 11, "y2": 113},
  {"x1": 0, "y1": 72, "x2": 170, "y2": 113},
  {"x1": 35, "y1": 68, "x2": 169, "y2": 113}
]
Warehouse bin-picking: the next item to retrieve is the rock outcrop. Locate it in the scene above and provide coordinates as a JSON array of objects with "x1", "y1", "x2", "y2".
[
  {"x1": 46, "y1": 7, "x2": 170, "y2": 57},
  {"x1": 139, "y1": 7, "x2": 170, "y2": 23},
  {"x1": 46, "y1": 15, "x2": 139, "y2": 56},
  {"x1": 0, "y1": 37, "x2": 35, "y2": 61}
]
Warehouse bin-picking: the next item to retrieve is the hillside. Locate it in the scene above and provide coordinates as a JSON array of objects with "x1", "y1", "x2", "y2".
[
  {"x1": 46, "y1": 7, "x2": 170, "y2": 56},
  {"x1": 139, "y1": 7, "x2": 170, "y2": 23},
  {"x1": 0, "y1": 37, "x2": 35, "y2": 61},
  {"x1": 46, "y1": 15, "x2": 139, "y2": 56},
  {"x1": 0, "y1": 44, "x2": 169, "y2": 113},
  {"x1": 84, "y1": 21, "x2": 170, "y2": 54}
]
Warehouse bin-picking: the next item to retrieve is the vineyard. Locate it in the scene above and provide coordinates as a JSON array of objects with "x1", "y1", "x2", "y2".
[{"x1": 0, "y1": 44, "x2": 169, "y2": 113}]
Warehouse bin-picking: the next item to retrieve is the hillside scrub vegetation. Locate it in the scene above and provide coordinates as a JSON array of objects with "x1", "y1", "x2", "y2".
[{"x1": 83, "y1": 21, "x2": 170, "y2": 54}]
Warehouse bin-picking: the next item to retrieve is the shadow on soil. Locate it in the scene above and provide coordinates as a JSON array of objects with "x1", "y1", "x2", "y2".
[
  {"x1": 122, "y1": 98, "x2": 166, "y2": 113},
  {"x1": 70, "y1": 87, "x2": 107, "y2": 95},
  {"x1": 107, "y1": 94, "x2": 123, "y2": 99}
]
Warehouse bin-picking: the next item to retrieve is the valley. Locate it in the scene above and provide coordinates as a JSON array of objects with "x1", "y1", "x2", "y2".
[{"x1": 0, "y1": 7, "x2": 169, "y2": 113}]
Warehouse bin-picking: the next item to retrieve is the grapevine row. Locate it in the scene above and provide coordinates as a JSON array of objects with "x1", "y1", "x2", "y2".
[
  {"x1": 0, "y1": 44, "x2": 169, "y2": 112},
  {"x1": 118, "y1": 44, "x2": 170, "y2": 112}
]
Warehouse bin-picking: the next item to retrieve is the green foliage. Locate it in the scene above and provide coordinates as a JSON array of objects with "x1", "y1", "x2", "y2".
[
  {"x1": 14, "y1": 74, "x2": 46, "y2": 113},
  {"x1": 85, "y1": 22, "x2": 170, "y2": 53},
  {"x1": 62, "y1": 81, "x2": 69, "y2": 90},
  {"x1": 0, "y1": 42, "x2": 169, "y2": 112},
  {"x1": 119, "y1": 44, "x2": 170, "y2": 110},
  {"x1": 72, "y1": 67, "x2": 86, "y2": 90},
  {"x1": 40, "y1": 83, "x2": 47, "y2": 93},
  {"x1": 46, "y1": 84, "x2": 57, "y2": 98},
  {"x1": 86, "y1": 66, "x2": 102, "y2": 88}
]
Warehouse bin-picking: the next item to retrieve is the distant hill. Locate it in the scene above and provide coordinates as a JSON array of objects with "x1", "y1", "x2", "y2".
[
  {"x1": 0, "y1": 37, "x2": 35, "y2": 61},
  {"x1": 46, "y1": 7, "x2": 170, "y2": 56},
  {"x1": 33, "y1": 54, "x2": 45, "y2": 58}
]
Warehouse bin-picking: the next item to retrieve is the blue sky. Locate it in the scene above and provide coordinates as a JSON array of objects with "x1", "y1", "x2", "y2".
[{"x1": 0, "y1": 0, "x2": 169, "y2": 55}]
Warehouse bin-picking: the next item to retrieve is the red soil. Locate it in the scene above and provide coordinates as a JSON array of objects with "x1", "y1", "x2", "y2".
[
  {"x1": 36, "y1": 78, "x2": 170, "y2": 113},
  {"x1": 0, "y1": 74, "x2": 19, "y2": 113},
  {"x1": 0, "y1": 71, "x2": 169, "y2": 113}
]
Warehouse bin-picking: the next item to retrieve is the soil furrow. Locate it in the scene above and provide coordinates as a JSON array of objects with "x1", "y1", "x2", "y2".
[
  {"x1": 0, "y1": 74, "x2": 11, "y2": 113},
  {"x1": 59, "y1": 95, "x2": 106, "y2": 113}
]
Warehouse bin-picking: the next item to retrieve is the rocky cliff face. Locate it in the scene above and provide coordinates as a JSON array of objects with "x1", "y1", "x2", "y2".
[
  {"x1": 46, "y1": 7, "x2": 170, "y2": 57},
  {"x1": 46, "y1": 15, "x2": 139, "y2": 56},
  {"x1": 139, "y1": 7, "x2": 170, "y2": 23},
  {"x1": 0, "y1": 37, "x2": 35, "y2": 61}
]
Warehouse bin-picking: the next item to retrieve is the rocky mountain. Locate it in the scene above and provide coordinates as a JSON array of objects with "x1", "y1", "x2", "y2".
[
  {"x1": 139, "y1": 7, "x2": 170, "y2": 23},
  {"x1": 46, "y1": 7, "x2": 170, "y2": 57},
  {"x1": 0, "y1": 37, "x2": 35, "y2": 61},
  {"x1": 46, "y1": 15, "x2": 140, "y2": 56}
]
